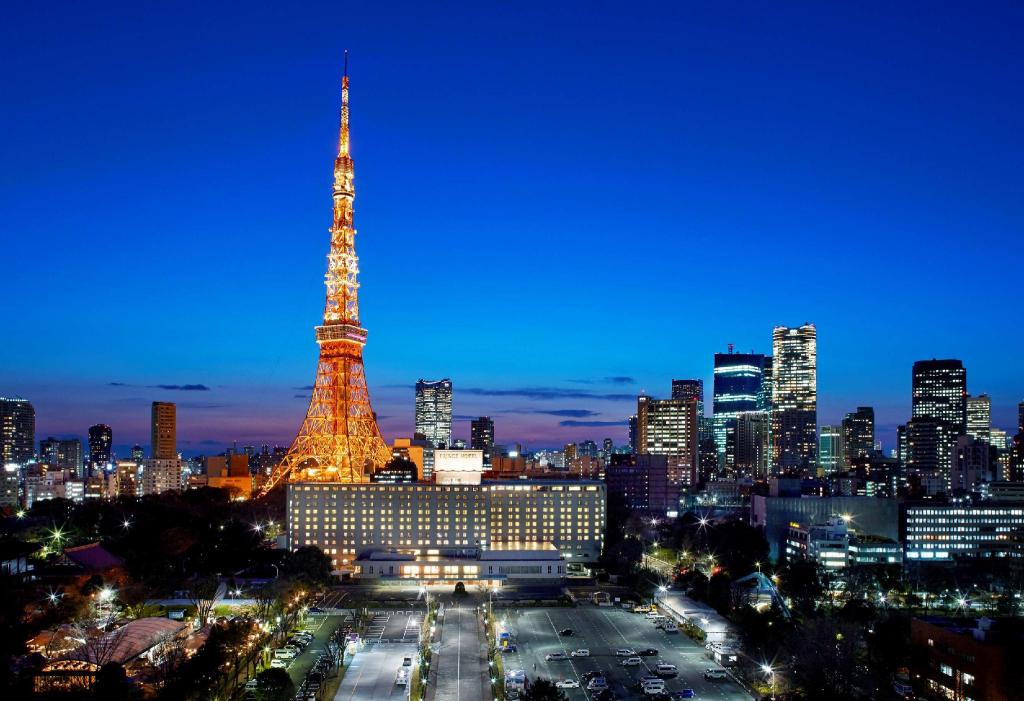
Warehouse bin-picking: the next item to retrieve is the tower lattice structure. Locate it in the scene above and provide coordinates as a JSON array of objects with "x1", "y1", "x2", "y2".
[{"x1": 261, "y1": 61, "x2": 390, "y2": 494}]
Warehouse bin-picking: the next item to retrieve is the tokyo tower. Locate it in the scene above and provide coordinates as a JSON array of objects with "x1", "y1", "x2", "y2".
[{"x1": 261, "y1": 57, "x2": 391, "y2": 494}]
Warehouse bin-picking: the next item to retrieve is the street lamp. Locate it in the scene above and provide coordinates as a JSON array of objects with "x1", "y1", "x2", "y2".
[{"x1": 761, "y1": 664, "x2": 775, "y2": 701}]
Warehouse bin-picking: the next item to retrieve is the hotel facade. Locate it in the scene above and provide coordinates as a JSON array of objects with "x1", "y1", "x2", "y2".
[{"x1": 287, "y1": 451, "x2": 605, "y2": 583}]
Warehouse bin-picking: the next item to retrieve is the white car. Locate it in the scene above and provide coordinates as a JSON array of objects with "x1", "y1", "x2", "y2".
[
  {"x1": 556, "y1": 680, "x2": 580, "y2": 689},
  {"x1": 270, "y1": 658, "x2": 289, "y2": 668},
  {"x1": 704, "y1": 667, "x2": 727, "y2": 680},
  {"x1": 621, "y1": 656, "x2": 643, "y2": 667},
  {"x1": 570, "y1": 649, "x2": 590, "y2": 657},
  {"x1": 546, "y1": 652, "x2": 569, "y2": 661},
  {"x1": 615, "y1": 648, "x2": 636, "y2": 656}
]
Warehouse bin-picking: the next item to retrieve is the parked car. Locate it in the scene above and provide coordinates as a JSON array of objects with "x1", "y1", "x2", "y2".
[
  {"x1": 581, "y1": 671, "x2": 603, "y2": 682},
  {"x1": 556, "y1": 680, "x2": 581, "y2": 689},
  {"x1": 270, "y1": 658, "x2": 289, "y2": 668},
  {"x1": 586, "y1": 677, "x2": 609, "y2": 691},
  {"x1": 680, "y1": 690, "x2": 696, "y2": 698},
  {"x1": 621, "y1": 656, "x2": 643, "y2": 667},
  {"x1": 655, "y1": 663, "x2": 678, "y2": 677},
  {"x1": 558, "y1": 628, "x2": 574, "y2": 636},
  {"x1": 703, "y1": 667, "x2": 727, "y2": 680},
  {"x1": 638, "y1": 648, "x2": 658, "y2": 656},
  {"x1": 546, "y1": 652, "x2": 569, "y2": 661},
  {"x1": 570, "y1": 649, "x2": 590, "y2": 657},
  {"x1": 615, "y1": 648, "x2": 636, "y2": 656}
]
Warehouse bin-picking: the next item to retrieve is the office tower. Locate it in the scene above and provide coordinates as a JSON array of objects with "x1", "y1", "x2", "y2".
[
  {"x1": 819, "y1": 425, "x2": 844, "y2": 475},
  {"x1": 734, "y1": 412, "x2": 771, "y2": 479},
  {"x1": 771, "y1": 324, "x2": 817, "y2": 470},
  {"x1": 0, "y1": 397, "x2": 35, "y2": 465},
  {"x1": 142, "y1": 457, "x2": 183, "y2": 495},
  {"x1": 1013, "y1": 402, "x2": 1024, "y2": 481},
  {"x1": 909, "y1": 359, "x2": 967, "y2": 484},
  {"x1": 151, "y1": 402, "x2": 176, "y2": 459},
  {"x1": 713, "y1": 350, "x2": 765, "y2": 464},
  {"x1": 40, "y1": 438, "x2": 84, "y2": 477},
  {"x1": 842, "y1": 407, "x2": 874, "y2": 467},
  {"x1": 470, "y1": 416, "x2": 495, "y2": 468},
  {"x1": 912, "y1": 360, "x2": 967, "y2": 431},
  {"x1": 603, "y1": 438, "x2": 614, "y2": 455},
  {"x1": 88, "y1": 424, "x2": 113, "y2": 474},
  {"x1": 628, "y1": 415, "x2": 638, "y2": 454},
  {"x1": 671, "y1": 379, "x2": 704, "y2": 417},
  {"x1": 966, "y1": 394, "x2": 991, "y2": 445},
  {"x1": 950, "y1": 435, "x2": 991, "y2": 492},
  {"x1": 564, "y1": 443, "x2": 577, "y2": 467},
  {"x1": 758, "y1": 357, "x2": 774, "y2": 412},
  {"x1": 414, "y1": 379, "x2": 453, "y2": 449},
  {"x1": 578, "y1": 440, "x2": 598, "y2": 458},
  {"x1": 131, "y1": 444, "x2": 144, "y2": 462},
  {"x1": 636, "y1": 395, "x2": 699, "y2": 489},
  {"x1": 1, "y1": 464, "x2": 19, "y2": 508}
]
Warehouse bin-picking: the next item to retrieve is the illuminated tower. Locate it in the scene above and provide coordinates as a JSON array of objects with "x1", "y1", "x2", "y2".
[{"x1": 263, "y1": 58, "x2": 390, "y2": 492}]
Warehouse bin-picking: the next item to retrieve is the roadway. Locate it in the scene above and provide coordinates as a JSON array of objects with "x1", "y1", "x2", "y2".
[
  {"x1": 430, "y1": 605, "x2": 488, "y2": 701},
  {"x1": 334, "y1": 643, "x2": 417, "y2": 701}
]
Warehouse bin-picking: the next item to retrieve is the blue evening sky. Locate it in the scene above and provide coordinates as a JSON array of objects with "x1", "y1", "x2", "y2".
[{"x1": 2, "y1": 1, "x2": 1021, "y2": 454}]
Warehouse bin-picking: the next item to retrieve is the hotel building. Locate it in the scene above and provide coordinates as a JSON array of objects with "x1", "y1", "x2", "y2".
[{"x1": 287, "y1": 450, "x2": 605, "y2": 582}]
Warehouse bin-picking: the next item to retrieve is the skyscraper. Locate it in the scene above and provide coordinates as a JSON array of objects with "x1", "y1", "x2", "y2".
[
  {"x1": 636, "y1": 395, "x2": 699, "y2": 490},
  {"x1": 912, "y1": 360, "x2": 967, "y2": 432},
  {"x1": 734, "y1": 412, "x2": 771, "y2": 479},
  {"x1": 712, "y1": 350, "x2": 765, "y2": 465},
  {"x1": 966, "y1": 394, "x2": 991, "y2": 445},
  {"x1": 41, "y1": 437, "x2": 84, "y2": 477},
  {"x1": 151, "y1": 402, "x2": 176, "y2": 459},
  {"x1": 671, "y1": 379, "x2": 704, "y2": 417},
  {"x1": 628, "y1": 415, "x2": 638, "y2": 454},
  {"x1": 772, "y1": 324, "x2": 817, "y2": 469},
  {"x1": 415, "y1": 379, "x2": 453, "y2": 449},
  {"x1": 0, "y1": 397, "x2": 35, "y2": 465},
  {"x1": 818, "y1": 425, "x2": 844, "y2": 475},
  {"x1": 842, "y1": 407, "x2": 874, "y2": 466},
  {"x1": 909, "y1": 359, "x2": 967, "y2": 484},
  {"x1": 470, "y1": 416, "x2": 495, "y2": 468},
  {"x1": 88, "y1": 424, "x2": 113, "y2": 474}
]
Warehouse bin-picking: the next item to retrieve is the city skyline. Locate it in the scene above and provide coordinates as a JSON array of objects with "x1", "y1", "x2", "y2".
[{"x1": 4, "y1": 3, "x2": 1024, "y2": 452}]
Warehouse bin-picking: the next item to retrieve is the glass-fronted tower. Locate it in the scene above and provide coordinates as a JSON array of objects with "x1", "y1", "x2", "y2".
[
  {"x1": 415, "y1": 379, "x2": 453, "y2": 449},
  {"x1": 772, "y1": 324, "x2": 817, "y2": 469},
  {"x1": 712, "y1": 351, "x2": 765, "y2": 466}
]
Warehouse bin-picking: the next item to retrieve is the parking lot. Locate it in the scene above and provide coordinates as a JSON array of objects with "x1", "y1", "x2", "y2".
[
  {"x1": 363, "y1": 610, "x2": 424, "y2": 644},
  {"x1": 334, "y1": 642, "x2": 417, "y2": 701},
  {"x1": 499, "y1": 607, "x2": 750, "y2": 701}
]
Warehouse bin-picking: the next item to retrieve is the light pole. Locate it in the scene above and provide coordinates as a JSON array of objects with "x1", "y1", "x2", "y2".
[{"x1": 762, "y1": 664, "x2": 775, "y2": 701}]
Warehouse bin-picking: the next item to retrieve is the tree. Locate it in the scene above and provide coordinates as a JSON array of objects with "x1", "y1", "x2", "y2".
[
  {"x1": 522, "y1": 678, "x2": 567, "y2": 701},
  {"x1": 91, "y1": 662, "x2": 136, "y2": 701},
  {"x1": 778, "y1": 559, "x2": 822, "y2": 615},
  {"x1": 454, "y1": 581, "x2": 467, "y2": 596},
  {"x1": 186, "y1": 574, "x2": 221, "y2": 627},
  {"x1": 283, "y1": 545, "x2": 332, "y2": 587},
  {"x1": 255, "y1": 667, "x2": 295, "y2": 701}
]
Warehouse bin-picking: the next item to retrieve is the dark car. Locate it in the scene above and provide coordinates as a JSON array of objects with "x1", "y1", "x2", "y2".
[
  {"x1": 558, "y1": 628, "x2": 573, "y2": 636},
  {"x1": 581, "y1": 671, "x2": 603, "y2": 682},
  {"x1": 638, "y1": 648, "x2": 658, "y2": 656}
]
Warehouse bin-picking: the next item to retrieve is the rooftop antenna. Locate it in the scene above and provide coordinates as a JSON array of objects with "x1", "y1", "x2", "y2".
[
  {"x1": 728, "y1": 343, "x2": 734, "y2": 354},
  {"x1": 343, "y1": 48, "x2": 348, "y2": 77}
]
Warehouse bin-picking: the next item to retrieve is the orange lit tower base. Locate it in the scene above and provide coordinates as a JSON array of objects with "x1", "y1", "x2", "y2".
[{"x1": 261, "y1": 59, "x2": 390, "y2": 494}]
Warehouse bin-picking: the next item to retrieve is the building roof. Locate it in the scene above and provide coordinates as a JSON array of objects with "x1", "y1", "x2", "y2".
[
  {"x1": 71, "y1": 617, "x2": 185, "y2": 665},
  {"x1": 63, "y1": 542, "x2": 122, "y2": 571}
]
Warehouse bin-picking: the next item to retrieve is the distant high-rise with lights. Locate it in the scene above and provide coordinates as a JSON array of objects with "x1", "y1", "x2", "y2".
[
  {"x1": 415, "y1": 379, "x2": 453, "y2": 449},
  {"x1": 637, "y1": 395, "x2": 698, "y2": 489},
  {"x1": 819, "y1": 425, "x2": 844, "y2": 474},
  {"x1": 470, "y1": 416, "x2": 495, "y2": 467},
  {"x1": 712, "y1": 350, "x2": 765, "y2": 467},
  {"x1": 41, "y1": 437, "x2": 84, "y2": 477},
  {"x1": 966, "y1": 394, "x2": 991, "y2": 445},
  {"x1": 0, "y1": 397, "x2": 35, "y2": 465},
  {"x1": 88, "y1": 423, "x2": 113, "y2": 473},
  {"x1": 772, "y1": 324, "x2": 817, "y2": 469},
  {"x1": 842, "y1": 407, "x2": 874, "y2": 466},
  {"x1": 908, "y1": 359, "x2": 967, "y2": 483},
  {"x1": 671, "y1": 379, "x2": 704, "y2": 417},
  {"x1": 151, "y1": 402, "x2": 176, "y2": 459}
]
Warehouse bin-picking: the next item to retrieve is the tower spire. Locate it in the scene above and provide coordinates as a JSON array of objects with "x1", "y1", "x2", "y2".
[{"x1": 326, "y1": 52, "x2": 359, "y2": 326}]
